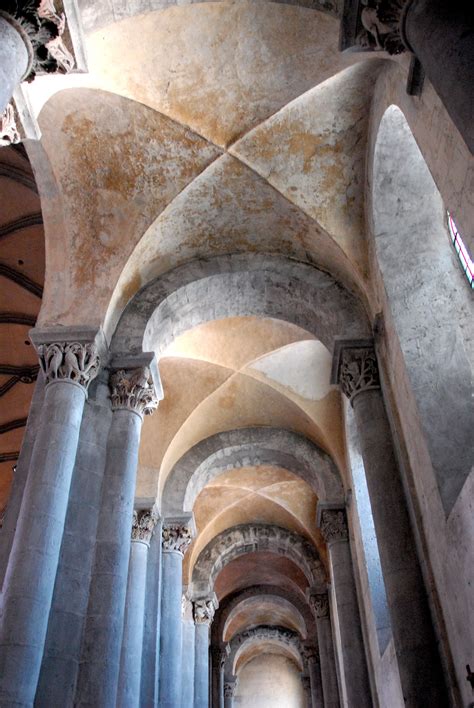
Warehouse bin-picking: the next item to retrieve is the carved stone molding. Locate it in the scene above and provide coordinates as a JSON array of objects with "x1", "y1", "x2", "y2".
[
  {"x1": 302, "y1": 645, "x2": 320, "y2": 663},
  {"x1": 1, "y1": 1, "x2": 75, "y2": 82},
  {"x1": 0, "y1": 104, "x2": 20, "y2": 146},
  {"x1": 37, "y1": 341, "x2": 99, "y2": 391},
  {"x1": 335, "y1": 343, "x2": 381, "y2": 403},
  {"x1": 223, "y1": 681, "x2": 236, "y2": 698},
  {"x1": 341, "y1": 0, "x2": 414, "y2": 55},
  {"x1": 310, "y1": 591, "x2": 330, "y2": 620},
  {"x1": 193, "y1": 597, "x2": 217, "y2": 625},
  {"x1": 110, "y1": 367, "x2": 158, "y2": 417},
  {"x1": 162, "y1": 523, "x2": 192, "y2": 555},
  {"x1": 319, "y1": 508, "x2": 349, "y2": 545},
  {"x1": 131, "y1": 508, "x2": 159, "y2": 545}
]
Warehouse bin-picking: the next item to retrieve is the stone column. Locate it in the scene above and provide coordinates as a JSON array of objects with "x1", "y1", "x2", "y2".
[
  {"x1": 181, "y1": 598, "x2": 196, "y2": 708},
  {"x1": 0, "y1": 336, "x2": 100, "y2": 706},
  {"x1": 308, "y1": 590, "x2": 340, "y2": 708},
  {"x1": 333, "y1": 340, "x2": 448, "y2": 706},
  {"x1": 301, "y1": 674, "x2": 312, "y2": 708},
  {"x1": 211, "y1": 647, "x2": 226, "y2": 708},
  {"x1": 223, "y1": 679, "x2": 237, "y2": 708},
  {"x1": 76, "y1": 365, "x2": 158, "y2": 707},
  {"x1": 303, "y1": 646, "x2": 324, "y2": 707},
  {"x1": 193, "y1": 596, "x2": 218, "y2": 708},
  {"x1": 118, "y1": 508, "x2": 159, "y2": 708},
  {"x1": 159, "y1": 521, "x2": 193, "y2": 708},
  {"x1": 318, "y1": 506, "x2": 371, "y2": 708},
  {"x1": 36, "y1": 370, "x2": 112, "y2": 707},
  {"x1": 141, "y1": 519, "x2": 163, "y2": 707},
  {"x1": 0, "y1": 13, "x2": 30, "y2": 113}
]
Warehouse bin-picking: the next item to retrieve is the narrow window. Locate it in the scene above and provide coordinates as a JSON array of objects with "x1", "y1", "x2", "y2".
[{"x1": 447, "y1": 213, "x2": 474, "y2": 288}]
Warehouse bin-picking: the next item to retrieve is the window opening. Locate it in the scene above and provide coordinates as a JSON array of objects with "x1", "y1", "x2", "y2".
[{"x1": 447, "y1": 213, "x2": 473, "y2": 288}]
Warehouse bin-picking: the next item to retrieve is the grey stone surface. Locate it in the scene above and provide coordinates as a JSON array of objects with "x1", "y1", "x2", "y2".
[
  {"x1": 181, "y1": 619, "x2": 195, "y2": 708},
  {"x1": 0, "y1": 15, "x2": 29, "y2": 113},
  {"x1": 191, "y1": 524, "x2": 325, "y2": 597},
  {"x1": 141, "y1": 519, "x2": 163, "y2": 708},
  {"x1": 305, "y1": 651, "x2": 324, "y2": 708},
  {"x1": 111, "y1": 255, "x2": 370, "y2": 358},
  {"x1": 162, "y1": 427, "x2": 343, "y2": 517},
  {"x1": 307, "y1": 590, "x2": 340, "y2": 708},
  {"x1": 318, "y1": 507, "x2": 372, "y2": 708},
  {"x1": 194, "y1": 621, "x2": 211, "y2": 708},
  {"x1": 76, "y1": 408, "x2": 143, "y2": 707},
  {"x1": 373, "y1": 105, "x2": 473, "y2": 514},
  {"x1": 159, "y1": 550, "x2": 184, "y2": 708},
  {"x1": 0, "y1": 379, "x2": 87, "y2": 705},
  {"x1": 0, "y1": 371, "x2": 45, "y2": 591},
  {"x1": 351, "y1": 386, "x2": 448, "y2": 707},
  {"x1": 118, "y1": 539, "x2": 149, "y2": 708},
  {"x1": 36, "y1": 373, "x2": 112, "y2": 707}
]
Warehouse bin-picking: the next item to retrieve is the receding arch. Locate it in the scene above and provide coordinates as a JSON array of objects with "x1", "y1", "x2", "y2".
[
  {"x1": 225, "y1": 626, "x2": 303, "y2": 678},
  {"x1": 161, "y1": 427, "x2": 344, "y2": 516},
  {"x1": 189, "y1": 523, "x2": 325, "y2": 597},
  {"x1": 110, "y1": 254, "x2": 370, "y2": 358},
  {"x1": 223, "y1": 596, "x2": 307, "y2": 642}
]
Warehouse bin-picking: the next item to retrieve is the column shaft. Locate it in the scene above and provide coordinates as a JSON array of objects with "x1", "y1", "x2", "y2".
[
  {"x1": 76, "y1": 408, "x2": 142, "y2": 706},
  {"x1": 352, "y1": 388, "x2": 447, "y2": 705},
  {"x1": 118, "y1": 540, "x2": 149, "y2": 708},
  {"x1": 181, "y1": 620, "x2": 196, "y2": 707},
  {"x1": 0, "y1": 379, "x2": 87, "y2": 705},
  {"x1": 307, "y1": 657, "x2": 324, "y2": 707},
  {"x1": 0, "y1": 15, "x2": 29, "y2": 113},
  {"x1": 36, "y1": 375, "x2": 112, "y2": 706},
  {"x1": 315, "y1": 615, "x2": 340, "y2": 708},
  {"x1": 159, "y1": 550, "x2": 185, "y2": 707},
  {"x1": 141, "y1": 521, "x2": 163, "y2": 707},
  {"x1": 194, "y1": 622, "x2": 210, "y2": 708}
]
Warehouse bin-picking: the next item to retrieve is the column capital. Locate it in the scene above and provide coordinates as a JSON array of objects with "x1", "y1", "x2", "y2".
[
  {"x1": 36, "y1": 341, "x2": 100, "y2": 392},
  {"x1": 162, "y1": 522, "x2": 193, "y2": 555},
  {"x1": 110, "y1": 367, "x2": 158, "y2": 417},
  {"x1": 340, "y1": 0, "x2": 414, "y2": 55},
  {"x1": 223, "y1": 680, "x2": 237, "y2": 698},
  {"x1": 302, "y1": 644, "x2": 320, "y2": 663},
  {"x1": 318, "y1": 504, "x2": 349, "y2": 546},
  {"x1": 331, "y1": 338, "x2": 380, "y2": 403},
  {"x1": 192, "y1": 594, "x2": 218, "y2": 625},
  {"x1": 308, "y1": 589, "x2": 330, "y2": 620},
  {"x1": 131, "y1": 507, "x2": 159, "y2": 545},
  {"x1": 0, "y1": 1, "x2": 79, "y2": 82}
]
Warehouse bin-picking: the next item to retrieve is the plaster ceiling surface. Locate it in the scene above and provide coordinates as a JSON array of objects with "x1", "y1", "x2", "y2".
[
  {"x1": 234, "y1": 646, "x2": 303, "y2": 676},
  {"x1": 25, "y1": 3, "x2": 380, "y2": 329},
  {"x1": 213, "y1": 552, "x2": 310, "y2": 600},
  {"x1": 0, "y1": 146, "x2": 44, "y2": 516},
  {"x1": 136, "y1": 316, "x2": 346, "y2": 501},
  {"x1": 223, "y1": 597, "x2": 306, "y2": 641}
]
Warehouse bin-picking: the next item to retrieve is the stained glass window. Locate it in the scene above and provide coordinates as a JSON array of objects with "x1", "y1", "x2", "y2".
[{"x1": 447, "y1": 213, "x2": 473, "y2": 288}]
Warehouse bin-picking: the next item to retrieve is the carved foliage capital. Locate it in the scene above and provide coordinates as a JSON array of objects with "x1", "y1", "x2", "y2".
[
  {"x1": 302, "y1": 645, "x2": 320, "y2": 663},
  {"x1": 162, "y1": 523, "x2": 192, "y2": 555},
  {"x1": 1, "y1": 1, "x2": 75, "y2": 81},
  {"x1": 310, "y1": 591, "x2": 330, "y2": 620},
  {"x1": 193, "y1": 597, "x2": 216, "y2": 625},
  {"x1": 320, "y1": 508, "x2": 348, "y2": 545},
  {"x1": 339, "y1": 346, "x2": 380, "y2": 402},
  {"x1": 223, "y1": 682, "x2": 236, "y2": 698},
  {"x1": 131, "y1": 508, "x2": 159, "y2": 545},
  {"x1": 0, "y1": 103, "x2": 20, "y2": 146},
  {"x1": 38, "y1": 341, "x2": 99, "y2": 391},
  {"x1": 356, "y1": 0, "x2": 412, "y2": 55},
  {"x1": 110, "y1": 367, "x2": 158, "y2": 417}
]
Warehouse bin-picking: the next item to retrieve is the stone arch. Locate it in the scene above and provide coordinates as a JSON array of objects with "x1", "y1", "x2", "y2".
[
  {"x1": 109, "y1": 254, "x2": 370, "y2": 358},
  {"x1": 161, "y1": 427, "x2": 344, "y2": 516},
  {"x1": 213, "y1": 585, "x2": 316, "y2": 646},
  {"x1": 223, "y1": 596, "x2": 307, "y2": 643},
  {"x1": 225, "y1": 626, "x2": 303, "y2": 678},
  {"x1": 190, "y1": 524, "x2": 325, "y2": 597},
  {"x1": 371, "y1": 104, "x2": 473, "y2": 512}
]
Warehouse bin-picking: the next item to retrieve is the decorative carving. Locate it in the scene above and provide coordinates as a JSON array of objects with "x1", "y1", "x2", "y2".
[
  {"x1": 193, "y1": 597, "x2": 216, "y2": 624},
  {"x1": 110, "y1": 367, "x2": 158, "y2": 417},
  {"x1": 319, "y1": 508, "x2": 348, "y2": 545},
  {"x1": 0, "y1": 104, "x2": 20, "y2": 146},
  {"x1": 223, "y1": 682, "x2": 236, "y2": 698},
  {"x1": 162, "y1": 523, "x2": 192, "y2": 555},
  {"x1": 356, "y1": 0, "x2": 411, "y2": 55},
  {"x1": 37, "y1": 341, "x2": 99, "y2": 390},
  {"x1": 302, "y1": 645, "x2": 320, "y2": 663},
  {"x1": 131, "y1": 508, "x2": 158, "y2": 545},
  {"x1": 310, "y1": 592, "x2": 330, "y2": 620},
  {"x1": 1, "y1": 1, "x2": 75, "y2": 82},
  {"x1": 339, "y1": 346, "x2": 380, "y2": 402}
]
